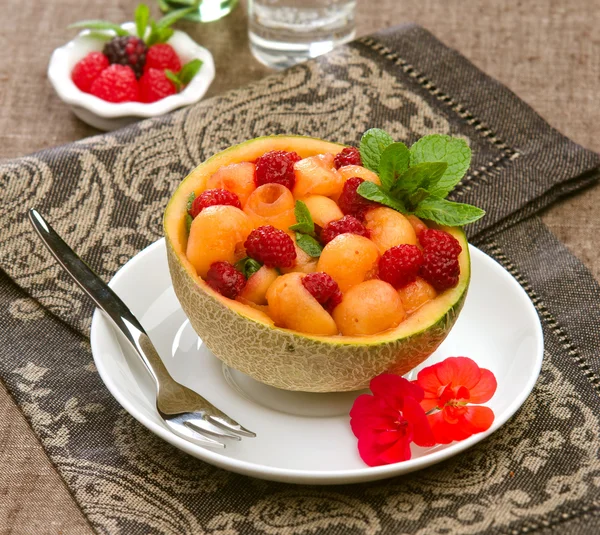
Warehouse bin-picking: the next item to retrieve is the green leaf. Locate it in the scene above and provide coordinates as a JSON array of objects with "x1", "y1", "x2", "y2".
[
  {"x1": 157, "y1": 0, "x2": 172, "y2": 12},
  {"x1": 288, "y1": 200, "x2": 314, "y2": 235},
  {"x1": 156, "y1": 4, "x2": 197, "y2": 29},
  {"x1": 165, "y1": 70, "x2": 182, "y2": 91},
  {"x1": 359, "y1": 128, "x2": 394, "y2": 173},
  {"x1": 68, "y1": 20, "x2": 129, "y2": 36},
  {"x1": 410, "y1": 135, "x2": 471, "y2": 198},
  {"x1": 185, "y1": 214, "x2": 193, "y2": 233},
  {"x1": 378, "y1": 142, "x2": 410, "y2": 191},
  {"x1": 357, "y1": 181, "x2": 408, "y2": 214},
  {"x1": 295, "y1": 233, "x2": 323, "y2": 257},
  {"x1": 235, "y1": 257, "x2": 263, "y2": 279},
  {"x1": 408, "y1": 187, "x2": 431, "y2": 207},
  {"x1": 392, "y1": 162, "x2": 448, "y2": 197},
  {"x1": 158, "y1": 27, "x2": 175, "y2": 43},
  {"x1": 414, "y1": 197, "x2": 485, "y2": 226},
  {"x1": 135, "y1": 4, "x2": 150, "y2": 39},
  {"x1": 178, "y1": 59, "x2": 203, "y2": 85},
  {"x1": 186, "y1": 191, "x2": 195, "y2": 212},
  {"x1": 146, "y1": 20, "x2": 159, "y2": 46}
]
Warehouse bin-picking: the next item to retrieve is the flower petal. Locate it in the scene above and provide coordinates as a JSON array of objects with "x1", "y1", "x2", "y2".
[
  {"x1": 468, "y1": 369, "x2": 497, "y2": 404},
  {"x1": 416, "y1": 365, "x2": 443, "y2": 395},
  {"x1": 436, "y1": 357, "x2": 481, "y2": 390},
  {"x1": 370, "y1": 374, "x2": 425, "y2": 410},
  {"x1": 357, "y1": 429, "x2": 387, "y2": 467},
  {"x1": 378, "y1": 435, "x2": 412, "y2": 464},
  {"x1": 420, "y1": 398, "x2": 438, "y2": 412},
  {"x1": 403, "y1": 396, "x2": 435, "y2": 447},
  {"x1": 462, "y1": 405, "x2": 495, "y2": 434},
  {"x1": 428, "y1": 412, "x2": 456, "y2": 444}
]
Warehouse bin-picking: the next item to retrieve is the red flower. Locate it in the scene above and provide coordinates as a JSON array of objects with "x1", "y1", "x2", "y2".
[
  {"x1": 350, "y1": 374, "x2": 435, "y2": 466},
  {"x1": 416, "y1": 357, "x2": 497, "y2": 444}
]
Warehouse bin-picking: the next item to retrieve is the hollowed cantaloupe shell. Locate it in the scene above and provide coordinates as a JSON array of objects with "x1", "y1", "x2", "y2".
[{"x1": 164, "y1": 136, "x2": 470, "y2": 392}]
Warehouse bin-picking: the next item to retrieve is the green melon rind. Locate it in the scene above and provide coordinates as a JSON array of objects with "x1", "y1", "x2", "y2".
[{"x1": 166, "y1": 242, "x2": 469, "y2": 392}]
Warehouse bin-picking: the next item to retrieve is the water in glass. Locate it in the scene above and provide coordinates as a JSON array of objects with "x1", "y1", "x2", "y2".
[{"x1": 248, "y1": 0, "x2": 356, "y2": 69}]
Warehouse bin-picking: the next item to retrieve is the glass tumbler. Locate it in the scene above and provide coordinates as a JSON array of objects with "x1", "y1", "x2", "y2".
[
  {"x1": 160, "y1": 0, "x2": 239, "y2": 23},
  {"x1": 248, "y1": 0, "x2": 357, "y2": 69}
]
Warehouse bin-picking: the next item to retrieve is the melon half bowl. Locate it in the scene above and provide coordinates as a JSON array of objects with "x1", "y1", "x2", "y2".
[{"x1": 164, "y1": 136, "x2": 470, "y2": 392}]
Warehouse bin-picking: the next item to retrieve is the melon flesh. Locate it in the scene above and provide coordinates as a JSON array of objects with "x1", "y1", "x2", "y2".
[{"x1": 164, "y1": 135, "x2": 470, "y2": 392}]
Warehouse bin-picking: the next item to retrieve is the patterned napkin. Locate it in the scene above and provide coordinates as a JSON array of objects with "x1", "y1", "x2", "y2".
[{"x1": 2, "y1": 24, "x2": 600, "y2": 534}]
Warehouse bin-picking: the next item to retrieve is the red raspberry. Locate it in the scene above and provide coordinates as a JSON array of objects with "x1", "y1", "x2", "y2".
[
  {"x1": 71, "y1": 52, "x2": 109, "y2": 93},
  {"x1": 139, "y1": 68, "x2": 177, "y2": 103},
  {"x1": 244, "y1": 225, "x2": 297, "y2": 268},
  {"x1": 89, "y1": 65, "x2": 139, "y2": 103},
  {"x1": 144, "y1": 43, "x2": 182, "y2": 73},
  {"x1": 189, "y1": 189, "x2": 242, "y2": 218},
  {"x1": 254, "y1": 151, "x2": 301, "y2": 190},
  {"x1": 206, "y1": 261, "x2": 246, "y2": 299},
  {"x1": 320, "y1": 215, "x2": 370, "y2": 245},
  {"x1": 419, "y1": 229, "x2": 462, "y2": 258},
  {"x1": 378, "y1": 245, "x2": 424, "y2": 289},
  {"x1": 302, "y1": 272, "x2": 343, "y2": 313},
  {"x1": 337, "y1": 177, "x2": 376, "y2": 220},
  {"x1": 334, "y1": 147, "x2": 362, "y2": 169},
  {"x1": 420, "y1": 251, "x2": 460, "y2": 291}
]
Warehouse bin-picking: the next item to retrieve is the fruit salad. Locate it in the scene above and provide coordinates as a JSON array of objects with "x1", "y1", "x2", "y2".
[{"x1": 183, "y1": 130, "x2": 484, "y2": 338}]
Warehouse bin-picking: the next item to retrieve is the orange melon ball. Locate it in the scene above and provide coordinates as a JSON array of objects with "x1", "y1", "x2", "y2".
[
  {"x1": 338, "y1": 165, "x2": 381, "y2": 185},
  {"x1": 238, "y1": 266, "x2": 280, "y2": 305},
  {"x1": 333, "y1": 279, "x2": 406, "y2": 336},
  {"x1": 301, "y1": 195, "x2": 344, "y2": 227},
  {"x1": 281, "y1": 236, "x2": 319, "y2": 274},
  {"x1": 364, "y1": 207, "x2": 417, "y2": 253},
  {"x1": 243, "y1": 183, "x2": 296, "y2": 232},
  {"x1": 317, "y1": 234, "x2": 380, "y2": 292},
  {"x1": 293, "y1": 154, "x2": 343, "y2": 199},
  {"x1": 186, "y1": 205, "x2": 253, "y2": 278},
  {"x1": 206, "y1": 162, "x2": 256, "y2": 206},
  {"x1": 407, "y1": 215, "x2": 428, "y2": 237},
  {"x1": 266, "y1": 273, "x2": 338, "y2": 336},
  {"x1": 398, "y1": 277, "x2": 437, "y2": 314}
]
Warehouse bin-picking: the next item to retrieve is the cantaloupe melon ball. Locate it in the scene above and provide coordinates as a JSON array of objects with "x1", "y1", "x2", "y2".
[
  {"x1": 266, "y1": 273, "x2": 338, "y2": 336},
  {"x1": 407, "y1": 214, "x2": 428, "y2": 237},
  {"x1": 243, "y1": 183, "x2": 296, "y2": 232},
  {"x1": 301, "y1": 195, "x2": 344, "y2": 228},
  {"x1": 337, "y1": 165, "x2": 381, "y2": 185},
  {"x1": 206, "y1": 162, "x2": 256, "y2": 206},
  {"x1": 364, "y1": 207, "x2": 417, "y2": 253},
  {"x1": 317, "y1": 233, "x2": 380, "y2": 292},
  {"x1": 186, "y1": 205, "x2": 253, "y2": 278},
  {"x1": 281, "y1": 236, "x2": 318, "y2": 274},
  {"x1": 238, "y1": 266, "x2": 279, "y2": 305},
  {"x1": 398, "y1": 277, "x2": 437, "y2": 314},
  {"x1": 333, "y1": 279, "x2": 406, "y2": 336},
  {"x1": 293, "y1": 153, "x2": 343, "y2": 199}
]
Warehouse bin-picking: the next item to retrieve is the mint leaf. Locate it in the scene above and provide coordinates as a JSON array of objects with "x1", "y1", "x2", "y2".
[
  {"x1": 392, "y1": 162, "x2": 448, "y2": 197},
  {"x1": 179, "y1": 59, "x2": 203, "y2": 85},
  {"x1": 186, "y1": 191, "x2": 195, "y2": 212},
  {"x1": 135, "y1": 4, "x2": 150, "y2": 39},
  {"x1": 359, "y1": 129, "x2": 394, "y2": 173},
  {"x1": 410, "y1": 135, "x2": 471, "y2": 198},
  {"x1": 235, "y1": 257, "x2": 262, "y2": 279},
  {"x1": 146, "y1": 21, "x2": 160, "y2": 46},
  {"x1": 378, "y1": 142, "x2": 410, "y2": 191},
  {"x1": 68, "y1": 20, "x2": 129, "y2": 36},
  {"x1": 185, "y1": 214, "x2": 193, "y2": 233},
  {"x1": 288, "y1": 200, "x2": 314, "y2": 235},
  {"x1": 295, "y1": 233, "x2": 323, "y2": 257},
  {"x1": 415, "y1": 197, "x2": 485, "y2": 226},
  {"x1": 156, "y1": 4, "x2": 197, "y2": 29},
  {"x1": 357, "y1": 181, "x2": 408, "y2": 213},
  {"x1": 165, "y1": 70, "x2": 182, "y2": 91},
  {"x1": 408, "y1": 188, "x2": 431, "y2": 207}
]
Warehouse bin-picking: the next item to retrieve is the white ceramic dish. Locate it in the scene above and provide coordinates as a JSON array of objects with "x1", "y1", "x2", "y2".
[
  {"x1": 48, "y1": 22, "x2": 215, "y2": 131},
  {"x1": 90, "y1": 239, "x2": 543, "y2": 484}
]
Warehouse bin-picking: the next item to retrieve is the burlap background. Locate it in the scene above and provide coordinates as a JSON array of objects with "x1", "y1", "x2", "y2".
[{"x1": 0, "y1": 1, "x2": 598, "y2": 533}]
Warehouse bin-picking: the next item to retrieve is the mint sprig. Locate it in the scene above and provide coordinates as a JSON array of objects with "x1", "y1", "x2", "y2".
[
  {"x1": 69, "y1": 2, "x2": 199, "y2": 45},
  {"x1": 289, "y1": 200, "x2": 323, "y2": 257},
  {"x1": 185, "y1": 191, "x2": 195, "y2": 232},
  {"x1": 357, "y1": 130, "x2": 485, "y2": 227},
  {"x1": 165, "y1": 59, "x2": 204, "y2": 91}
]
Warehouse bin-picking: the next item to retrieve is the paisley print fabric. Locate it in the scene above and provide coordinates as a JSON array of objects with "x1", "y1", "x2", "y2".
[{"x1": 1, "y1": 25, "x2": 599, "y2": 534}]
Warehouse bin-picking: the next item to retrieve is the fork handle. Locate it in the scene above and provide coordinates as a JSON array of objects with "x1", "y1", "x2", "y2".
[{"x1": 28, "y1": 209, "x2": 162, "y2": 387}]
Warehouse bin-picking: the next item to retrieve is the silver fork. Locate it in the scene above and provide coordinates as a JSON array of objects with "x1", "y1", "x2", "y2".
[{"x1": 28, "y1": 209, "x2": 255, "y2": 448}]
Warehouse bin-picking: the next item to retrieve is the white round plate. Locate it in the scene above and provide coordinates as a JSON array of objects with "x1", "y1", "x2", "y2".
[{"x1": 90, "y1": 239, "x2": 543, "y2": 485}]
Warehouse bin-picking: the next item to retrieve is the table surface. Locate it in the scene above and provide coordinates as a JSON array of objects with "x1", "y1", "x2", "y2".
[{"x1": 1, "y1": 0, "x2": 599, "y2": 532}]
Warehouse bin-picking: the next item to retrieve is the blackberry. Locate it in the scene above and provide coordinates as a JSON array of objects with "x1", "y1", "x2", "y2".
[{"x1": 103, "y1": 36, "x2": 148, "y2": 79}]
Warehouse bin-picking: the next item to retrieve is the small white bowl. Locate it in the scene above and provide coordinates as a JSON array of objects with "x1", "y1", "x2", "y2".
[{"x1": 48, "y1": 22, "x2": 215, "y2": 131}]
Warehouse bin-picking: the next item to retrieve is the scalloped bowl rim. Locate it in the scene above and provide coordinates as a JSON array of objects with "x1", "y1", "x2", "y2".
[{"x1": 47, "y1": 22, "x2": 215, "y2": 119}]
